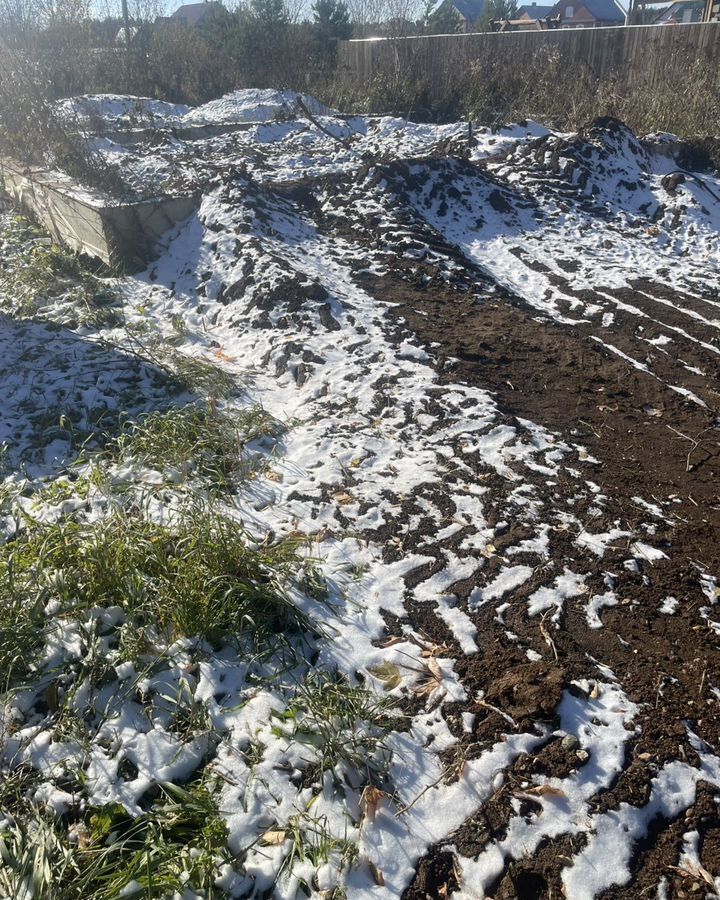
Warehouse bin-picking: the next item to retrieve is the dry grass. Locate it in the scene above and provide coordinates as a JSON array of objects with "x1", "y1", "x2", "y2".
[{"x1": 321, "y1": 49, "x2": 720, "y2": 164}]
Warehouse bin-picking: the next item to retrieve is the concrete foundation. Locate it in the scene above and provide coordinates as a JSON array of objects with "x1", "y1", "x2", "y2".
[{"x1": 0, "y1": 156, "x2": 197, "y2": 271}]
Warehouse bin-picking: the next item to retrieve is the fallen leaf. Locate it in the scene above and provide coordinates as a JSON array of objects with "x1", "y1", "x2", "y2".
[
  {"x1": 378, "y1": 635, "x2": 406, "y2": 648},
  {"x1": 524, "y1": 784, "x2": 567, "y2": 798},
  {"x1": 260, "y1": 829, "x2": 287, "y2": 846},
  {"x1": 362, "y1": 786, "x2": 385, "y2": 823},
  {"x1": 368, "y1": 861, "x2": 385, "y2": 886},
  {"x1": 368, "y1": 662, "x2": 402, "y2": 690},
  {"x1": 427, "y1": 658, "x2": 443, "y2": 681},
  {"x1": 332, "y1": 491, "x2": 353, "y2": 505},
  {"x1": 266, "y1": 471, "x2": 283, "y2": 482}
]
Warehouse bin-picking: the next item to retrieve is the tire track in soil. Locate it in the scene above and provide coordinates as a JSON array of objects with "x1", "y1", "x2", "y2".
[
  {"x1": 336, "y1": 266, "x2": 720, "y2": 896},
  {"x1": 261, "y1": 158, "x2": 720, "y2": 897}
]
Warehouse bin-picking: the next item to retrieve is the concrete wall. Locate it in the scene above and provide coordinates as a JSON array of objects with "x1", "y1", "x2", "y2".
[
  {"x1": 0, "y1": 157, "x2": 196, "y2": 271},
  {"x1": 338, "y1": 22, "x2": 720, "y2": 99}
]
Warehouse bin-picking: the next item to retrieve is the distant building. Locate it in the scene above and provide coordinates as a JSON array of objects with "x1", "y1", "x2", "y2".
[
  {"x1": 516, "y1": 1, "x2": 555, "y2": 19},
  {"x1": 492, "y1": 3, "x2": 558, "y2": 29},
  {"x1": 168, "y1": 1, "x2": 224, "y2": 27},
  {"x1": 654, "y1": 0, "x2": 704, "y2": 21},
  {"x1": 431, "y1": 0, "x2": 487, "y2": 31},
  {"x1": 547, "y1": 0, "x2": 625, "y2": 26}
]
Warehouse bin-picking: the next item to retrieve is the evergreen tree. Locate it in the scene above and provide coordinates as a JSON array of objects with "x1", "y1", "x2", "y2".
[
  {"x1": 313, "y1": 0, "x2": 352, "y2": 43},
  {"x1": 477, "y1": 0, "x2": 517, "y2": 29},
  {"x1": 424, "y1": 0, "x2": 462, "y2": 34}
]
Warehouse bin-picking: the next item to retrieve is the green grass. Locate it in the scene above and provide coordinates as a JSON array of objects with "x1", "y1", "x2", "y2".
[
  {"x1": 167, "y1": 352, "x2": 246, "y2": 401},
  {"x1": 109, "y1": 403, "x2": 284, "y2": 487},
  {"x1": 278, "y1": 811, "x2": 358, "y2": 893},
  {"x1": 273, "y1": 671, "x2": 395, "y2": 790},
  {"x1": 0, "y1": 782, "x2": 233, "y2": 899},
  {"x1": 0, "y1": 503, "x2": 309, "y2": 688},
  {"x1": 0, "y1": 215, "x2": 122, "y2": 328}
]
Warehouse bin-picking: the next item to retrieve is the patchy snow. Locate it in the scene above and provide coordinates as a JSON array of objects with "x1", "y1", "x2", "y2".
[{"x1": 2, "y1": 100, "x2": 719, "y2": 898}]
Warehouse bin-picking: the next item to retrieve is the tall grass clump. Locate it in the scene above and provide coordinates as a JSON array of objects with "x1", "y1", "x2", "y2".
[
  {"x1": 0, "y1": 504, "x2": 309, "y2": 687},
  {"x1": 275, "y1": 671, "x2": 395, "y2": 788},
  {"x1": 0, "y1": 214, "x2": 120, "y2": 325},
  {"x1": 0, "y1": 782, "x2": 233, "y2": 899},
  {"x1": 323, "y1": 47, "x2": 720, "y2": 166},
  {"x1": 110, "y1": 403, "x2": 284, "y2": 486}
]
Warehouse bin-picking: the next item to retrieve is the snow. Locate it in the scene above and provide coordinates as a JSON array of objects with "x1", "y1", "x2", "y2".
[{"x1": 2, "y1": 97, "x2": 719, "y2": 898}]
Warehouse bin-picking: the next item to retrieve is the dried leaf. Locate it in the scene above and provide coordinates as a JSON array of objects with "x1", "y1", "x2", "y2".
[
  {"x1": 420, "y1": 642, "x2": 451, "y2": 659},
  {"x1": 266, "y1": 471, "x2": 283, "y2": 483},
  {"x1": 368, "y1": 662, "x2": 402, "y2": 690},
  {"x1": 427, "y1": 658, "x2": 443, "y2": 681},
  {"x1": 524, "y1": 784, "x2": 567, "y2": 798},
  {"x1": 260, "y1": 829, "x2": 287, "y2": 846},
  {"x1": 368, "y1": 861, "x2": 385, "y2": 886},
  {"x1": 362, "y1": 786, "x2": 385, "y2": 823},
  {"x1": 332, "y1": 491, "x2": 353, "y2": 505},
  {"x1": 378, "y1": 635, "x2": 406, "y2": 648}
]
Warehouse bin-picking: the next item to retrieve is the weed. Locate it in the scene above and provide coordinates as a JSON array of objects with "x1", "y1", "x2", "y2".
[
  {"x1": 110, "y1": 403, "x2": 284, "y2": 487},
  {"x1": 0, "y1": 503, "x2": 310, "y2": 687},
  {"x1": 0, "y1": 782, "x2": 233, "y2": 899},
  {"x1": 277, "y1": 810, "x2": 359, "y2": 892},
  {"x1": 0, "y1": 215, "x2": 122, "y2": 328},
  {"x1": 273, "y1": 672, "x2": 394, "y2": 790},
  {"x1": 165, "y1": 351, "x2": 247, "y2": 401}
]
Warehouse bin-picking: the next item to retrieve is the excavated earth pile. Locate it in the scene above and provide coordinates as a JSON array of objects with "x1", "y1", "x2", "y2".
[{"x1": 2, "y1": 93, "x2": 720, "y2": 898}]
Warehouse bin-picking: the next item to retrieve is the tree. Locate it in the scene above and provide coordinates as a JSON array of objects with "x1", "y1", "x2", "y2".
[
  {"x1": 313, "y1": 0, "x2": 352, "y2": 44},
  {"x1": 477, "y1": 0, "x2": 517, "y2": 30},
  {"x1": 198, "y1": 0, "x2": 235, "y2": 47},
  {"x1": 229, "y1": 0, "x2": 296, "y2": 86},
  {"x1": 423, "y1": 0, "x2": 461, "y2": 32}
]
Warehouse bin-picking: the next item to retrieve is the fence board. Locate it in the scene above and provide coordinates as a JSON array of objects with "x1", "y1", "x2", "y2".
[{"x1": 338, "y1": 22, "x2": 720, "y2": 98}]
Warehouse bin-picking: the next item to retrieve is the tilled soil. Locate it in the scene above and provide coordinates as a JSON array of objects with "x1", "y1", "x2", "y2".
[
  {"x1": 372, "y1": 270, "x2": 720, "y2": 899},
  {"x1": 273, "y1": 134, "x2": 720, "y2": 896},
  {"x1": 22, "y1": 110, "x2": 719, "y2": 898}
]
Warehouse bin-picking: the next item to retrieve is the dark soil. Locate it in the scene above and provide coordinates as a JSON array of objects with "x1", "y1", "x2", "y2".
[{"x1": 273, "y1": 142, "x2": 720, "y2": 898}]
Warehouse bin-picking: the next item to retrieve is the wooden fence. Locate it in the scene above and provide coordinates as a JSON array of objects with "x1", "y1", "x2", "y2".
[{"x1": 338, "y1": 22, "x2": 720, "y2": 98}]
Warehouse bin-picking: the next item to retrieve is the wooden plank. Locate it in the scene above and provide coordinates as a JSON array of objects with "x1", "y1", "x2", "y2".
[{"x1": 339, "y1": 22, "x2": 720, "y2": 95}]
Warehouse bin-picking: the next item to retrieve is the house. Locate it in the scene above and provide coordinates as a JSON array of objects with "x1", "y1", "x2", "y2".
[
  {"x1": 516, "y1": 2, "x2": 555, "y2": 20},
  {"x1": 169, "y1": 1, "x2": 224, "y2": 27},
  {"x1": 547, "y1": 0, "x2": 625, "y2": 26},
  {"x1": 654, "y1": 0, "x2": 704, "y2": 21},
  {"x1": 430, "y1": 0, "x2": 487, "y2": 31},
  {"x1": 493, "y1": 3, "x2": 558, "y2": 28}
]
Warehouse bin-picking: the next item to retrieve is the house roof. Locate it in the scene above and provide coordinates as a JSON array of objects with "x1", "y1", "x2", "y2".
[
  {"x1": 579, "y1": 0, "x2": 625, "y2": 20},
  {"x1": 517, "y1": 3, "x2": 554, "y2": 16},
  {"x1": 551, "y1": 0, "x2": 625, "y2": 19},
  {"x1": 654, "y1": 0, "x2": 703, "y2": 19},
  {"x1": 441, "y1": 0, "x2": 487, "y2": 21},
  {"x1": 170, "y1": 2, "x2": 215, "y2": 25}
]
